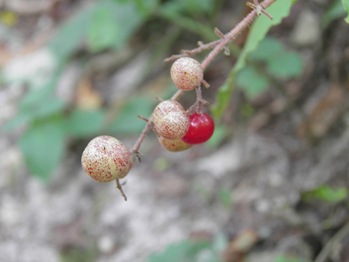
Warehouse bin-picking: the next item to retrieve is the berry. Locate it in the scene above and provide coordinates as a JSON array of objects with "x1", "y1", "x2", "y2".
[
  {"x1": 81, "y1": 135, "x2": 132, "y2": 182},
  {"x1": 170, "y1": 57, "x2": 203, "y2": 91},
  {"x1": 182, "y1": 113, "x2": 215, "y2": 144},
  {"x1": 153, "y1": 111, "x2": 189, "y2": 140},
  {"x1": 152, "y1": 100, "x2": 184, "y2": 121},
  {"x1": 159, "y1": 137, "x2": 192, "y2": 152}
]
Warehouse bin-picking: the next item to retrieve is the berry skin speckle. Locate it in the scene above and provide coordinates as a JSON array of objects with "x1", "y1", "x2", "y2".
[
  {"x1": 151, "y1": 100, "x2": 184, "y2": 121},
  {"x1": 154, "y1": 111, "x2": 189, "y2": 140},
  {"x1": 81, "y1": 136, "x2": 132, "y2": 182},
  {"x1": 170, "y1": 57, "x2": 203, "y2": 91},
  {"x1": 158, "y1": 137, "x2": 192, "y2": 152}
]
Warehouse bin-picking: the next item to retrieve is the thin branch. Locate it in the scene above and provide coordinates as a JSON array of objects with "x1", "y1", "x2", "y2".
[
  {"x1": 201, "y1": 0, "x2": 275, "y2": 70},
  {"x1": 116, "y1": 178, "x2": 127, "y2": 201},
  {"x1": 131, "y1": 0, "x2": 276, "y2": 157},
  {"x1": 164, "y1": 0, "x2": 275, "y2": 64},
  {"x1": 315, "y1": 220, "x2": 349, "y2": 262}
]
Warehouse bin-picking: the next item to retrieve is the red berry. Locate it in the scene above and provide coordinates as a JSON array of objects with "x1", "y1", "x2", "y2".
[
  {"x1": 81, "y1": 136, "x2": 133, "y2": 182},
  {"x1": 170, "y1": 57, "x2": 203, "y2": 91},
  {"x1": 182, "y1": 113, "x2": 215, "y2": 144}
]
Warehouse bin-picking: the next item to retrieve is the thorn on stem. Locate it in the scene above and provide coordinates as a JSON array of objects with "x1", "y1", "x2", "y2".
[
  {"x1": 214, "y1": 27, "x2": 225, "y2": 39},
  {"x1": 201, "y1": 79, "x2": 210, "y2": 88},
  {"x1": 246, "y1": 0, "x2": 273, "y2": 20},
  {"x1": 135, "y1": 151, "x2": 142, "y2": 163},
  {"x1": 137, "y1": 115, "x2": 149, "y2": 122},
  {"x1": 224, "y1": 47, "x2": 230, "y2": 56},
  {"x1": 116, "y1": 178, "x2": 127, "y2": 201}
]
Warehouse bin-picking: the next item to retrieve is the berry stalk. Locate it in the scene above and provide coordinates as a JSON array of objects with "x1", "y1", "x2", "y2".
[{"x1": 132, "y1": 0, "x2": 275, "y2": 156}]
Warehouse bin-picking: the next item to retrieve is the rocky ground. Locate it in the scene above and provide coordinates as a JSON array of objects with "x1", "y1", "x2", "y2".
[{"x1": 1, "y1": 1, "x2": 349, "y2": 262}]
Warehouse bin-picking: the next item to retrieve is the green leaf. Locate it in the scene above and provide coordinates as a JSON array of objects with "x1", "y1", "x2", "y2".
[
  {"x1": 66, "y1": 109, "x2": 105, "y2": 137},
  {"x1": 342, "y1": 0, "x2": 349, "y2": 23},
  {"x1": 48, "y1": 3, "x2": 96, "y2": 59},
  {"x1": 274, "y1": 255, "x2": 307, "y2": 262},
  {"x1": 212, "y1": 0, "x2": 296, "y2": 118},
  {"x1": 2, "y1": 112, "x2": 32, "y2": 132},
  {"x1": 302, "y1": 185, "x2": 348, "y2": 203},
  {"x1": 237, "y1": 66, "x2": 269, "y2": 98},
  {"x1": 206, "y1": 124, "x2": 228, "y2": 148},
  {"x1": 147, "y1": 240, "x2": 218, "y2": 262},
  {"x1": 217, "y1": 188, "x2": 232, "y2": 207},
  {"x1": 87, "y1": 1, "x2": 145, "y2": 52},
  {"x1": 160, "y1": 0, "x2": 214, "y2": 16},
  {"x1": 322, "y1": 0, "x2": 346, "y2": 28},
  {"x1": 108, "y1": 96, "x2": 154, "y2": 134},
  {"x1": 19, "y1": 117, "x2": 67, "y2": 181},
  {"x1": 20, "y1": 88, "x2": 66, "y2": 119},
  {"x1": 266, "y1": 51, "x2": 303, "y2": 79},
  {"x1": 133, "y1": 0, "x2": 159, "y2": 17},
  {"x1": 249, "y1": 37, "x2": 284, "y2": 62},
  {"x1": 159, "y1": 3, "x2": 215, "y2": 41},
  {"x1": 87, "y1": 4, "x2": 119, "y2": 52}
]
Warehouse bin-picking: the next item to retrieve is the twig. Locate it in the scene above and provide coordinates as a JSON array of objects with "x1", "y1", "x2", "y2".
[
  {"x1": 131, "y1": 0, "x2": 276, "y2": 157},
  {"x1": 164, "y1": 0, "x2": 275, "y2": 64},
  {"x1": 314, "y1": 220, "x2": 349, "y2": 262},
  {"x1": 116, "y1": 178, "x2": 127, "y2": 201}
]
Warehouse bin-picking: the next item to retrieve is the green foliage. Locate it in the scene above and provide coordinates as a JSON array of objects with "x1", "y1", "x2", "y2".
[
  {"x1": 61, "y1": 246, "x2": 97, "y2": 262},
  {"x1": 212, "y1": 0, "x2": 297, "y2": 118},
  {"x1": 50, "y1": 0, "x2": 158, "y2": 57},
  {"x1": 19, "y1": 116, "x2": 66, "y2": 181},
  {"x1": 66, "y1": 109, "x2": 106, "y2": 137},
  {"x1": 206, "y1": 124, "x2": 228, "y2": 148},
  {"x1": 322, "y1": 0, "x2": 346, "y2": 27},
  {"x1": 236, "y1": 37, "x2": 303, "y2": 99},
  {"x1": 302, "y1": 185, "x2": 348, "y2": 203},
  {"x1": 217, "y1": 188, "x2": 232, "y2": 207},
  {"x1": 274, "y1": 255, "x2": 307, "y2": 262},
  {"x1": 87, "y1": 0, "x2": 148, "y2": 52},
  {"x1": 158, "y1": 0, "x2": 216, "y2": 40},
  {"x1": 342, "y1": 0, "x2": 349, "y2": 23},
  {"x1": 236, "y1": 66, "x2": 269, "y2": 99},
  {"x1": 159, "y1": 0, "x2": 214, "y2": 16},
  {"x1": 147, "y1": 239, "x2": 223, "y2": 262},
  {"x1": 108, "y1": 96, "x2": 155, "y2": 134}
]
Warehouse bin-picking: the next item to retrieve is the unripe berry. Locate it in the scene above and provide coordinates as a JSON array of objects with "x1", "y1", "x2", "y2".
[
  {"x1": 170, "y1": 57, "x2": 203, "y2": 91},
  {"x1": 158, "y1": 137, "x2": 192, "y2": 152},
  {"x1": 154, "y1": 111, "x2": 189, "y2": 140},
  {"x1": 81, "y1": 136, "x2": 132, "y2": 182}
]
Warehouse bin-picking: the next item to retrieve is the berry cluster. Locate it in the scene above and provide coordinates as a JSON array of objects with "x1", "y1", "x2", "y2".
[
  {"x1": 81, "y1": 57, "x2": 214, "y2": 200},
  {"x1": 79, "y1": 0, "x2": 277, "y2": 202},
  {"x1": 153, "y1": 57, "x2": 215, "y2": 151}
]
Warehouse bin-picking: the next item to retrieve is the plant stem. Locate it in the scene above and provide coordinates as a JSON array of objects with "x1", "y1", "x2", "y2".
[
  {"x1": 132, "y1": 121, "x2": 153, "y2": 155},
  {"x1": 131, "y1": 0, "x2": 276, "y2": 155},
  {"x1": 201, "y1": 0, "x2": 275, "y2": 70}
]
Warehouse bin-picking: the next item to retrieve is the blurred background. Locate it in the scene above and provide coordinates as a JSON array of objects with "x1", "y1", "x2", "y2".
[{"x1": 1, "y1": 0, "x2": 349, "y2": 261}]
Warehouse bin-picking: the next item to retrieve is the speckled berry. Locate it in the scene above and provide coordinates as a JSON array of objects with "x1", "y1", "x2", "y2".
[
  {"x1": 153, "y1": 111, "x2": 189, "y2": 140},
  {"x1": 170, "y1": 57, "x2": 203, "y2": 91},
  {"x1": 158, "y1": 137, "x2": 192, "y2": 152},
  {"x1": 151, "y1": 100, "x2": 185, "y2": 121},
  {"x1": 81, "y1": 136, "x2": 132, "y2": 182}
]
